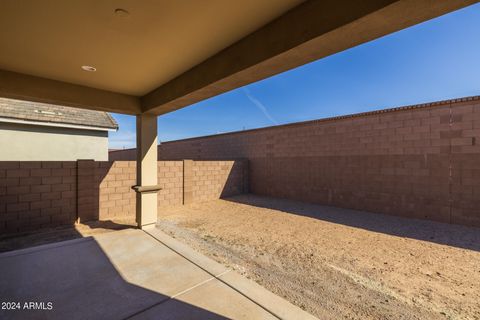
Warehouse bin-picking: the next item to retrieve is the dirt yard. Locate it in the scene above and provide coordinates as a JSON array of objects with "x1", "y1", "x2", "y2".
[{"x1": 157, "y1": 194, "x2": 480, "y2": 320}]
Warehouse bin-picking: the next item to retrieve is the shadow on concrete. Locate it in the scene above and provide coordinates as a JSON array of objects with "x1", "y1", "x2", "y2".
[
  {"x1": 0, "y1": 236, "x2": 230, "y2": 320},
  {"x1": 225, "y1": 194, "x2": 480, "y2": 252},
  {"x1": 0, "y1": 220, "x2": 135, "y2": 253}
]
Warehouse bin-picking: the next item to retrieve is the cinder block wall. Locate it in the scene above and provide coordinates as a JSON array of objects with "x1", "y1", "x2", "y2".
[
  {"x1": 189, "y1": 160, "x2": 248, "y2": 202},
  {"x1": 110, "y1": 96, "x2": 480, "y2": 227},
  {"x1": 0, "y1": 162, "x2": 77, "y2": 233},
  {"x1": 1, "y1": 159, "x2": 247, "y2": 234}
]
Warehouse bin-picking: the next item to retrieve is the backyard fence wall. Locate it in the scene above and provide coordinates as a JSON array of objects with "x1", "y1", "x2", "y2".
[
  {"x1": 0, "y1": 159, "x2": 248, "y2": 234},
  {"x1": 110, "y1": 96, "x2": 480, "y2": 227}
]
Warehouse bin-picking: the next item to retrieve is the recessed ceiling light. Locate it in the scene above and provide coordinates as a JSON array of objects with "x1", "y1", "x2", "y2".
[
  {"x1": 114, "y1": 8, "x2": 129, "y2": 17},
  {"x1": 81, "y1": 65, "x2": 96, "y2": 72}
]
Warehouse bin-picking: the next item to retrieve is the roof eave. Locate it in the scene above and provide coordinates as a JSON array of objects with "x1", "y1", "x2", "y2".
[{"x1": 0, "y1": 116, "x2": 118, "y2": 132}]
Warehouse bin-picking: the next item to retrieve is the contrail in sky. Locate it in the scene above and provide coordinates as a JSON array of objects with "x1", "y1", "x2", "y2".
[{"x1": 243, "y1": 88, "x2": 279, "y2": 125}]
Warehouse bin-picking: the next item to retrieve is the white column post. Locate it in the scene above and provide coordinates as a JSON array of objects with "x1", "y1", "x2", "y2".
[{"x1": 134, "y1": 114, "x2": 159, "y2": 228}]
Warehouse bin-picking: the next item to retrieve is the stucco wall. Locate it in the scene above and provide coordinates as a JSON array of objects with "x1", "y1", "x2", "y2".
[{"x1": 0, "y1": 123, "x2": 109, "y2": 161}]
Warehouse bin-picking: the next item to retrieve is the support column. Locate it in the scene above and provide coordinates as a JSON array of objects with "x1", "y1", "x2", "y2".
[{"x1": 133, "y1": 114, "x2": 160, "y2": 229}]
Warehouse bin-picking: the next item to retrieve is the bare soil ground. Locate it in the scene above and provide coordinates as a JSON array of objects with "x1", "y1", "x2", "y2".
[{"x1": 157, "y1": 194, "x2": 480, "y2": 320}]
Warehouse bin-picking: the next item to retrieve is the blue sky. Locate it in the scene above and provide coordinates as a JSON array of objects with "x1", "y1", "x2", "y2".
[{"x1": 109, "y1": 3, "x2": 480, "y2": 149}]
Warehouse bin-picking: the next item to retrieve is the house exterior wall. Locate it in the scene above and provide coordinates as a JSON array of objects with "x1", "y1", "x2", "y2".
[
  {"x1": 0, "y1": 123, "x2": 109, "y2": 161},
  {"x1": 110, "y1": 97, "x2": 480, "y2": 227}
]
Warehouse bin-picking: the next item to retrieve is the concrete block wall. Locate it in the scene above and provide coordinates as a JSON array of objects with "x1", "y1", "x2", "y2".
[
  {"x1": 1, "y1": 159, "x2": 247, "y2": 234},
  {"x1": 157, "y1": 161, "x2": 184, "y2": 208},
  {"x1": 110, "y1": 149, "x2": 136, "y2": 161},
  {"x1": 109, "y1": 95, "x2": 480, "y2": 227},
  {"x1": 190, "y1": 160, "x2": 248, "y2": 203},
  {"x1": 0, "y1": 161, "x2": 77, "y2": 234},
  {"x1": 96, "y1": 161, "x2": 136, "y2": 221}
]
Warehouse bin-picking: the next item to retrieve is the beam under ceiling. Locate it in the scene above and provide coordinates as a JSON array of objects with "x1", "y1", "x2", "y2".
[
  {"x1": 0, "y1": 70, "x2": 141, "y2": 114},
  {"x1": 142, "y1": 0, "x2": 478, "y2": 115}
]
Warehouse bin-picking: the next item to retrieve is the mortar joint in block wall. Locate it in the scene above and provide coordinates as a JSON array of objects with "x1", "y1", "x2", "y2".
[{"x1": 2, "y1": 158, "x2": 250, "y2": 235}]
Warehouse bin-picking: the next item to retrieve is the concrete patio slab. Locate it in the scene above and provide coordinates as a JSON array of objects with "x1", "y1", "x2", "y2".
[
  {"x1": 0, "y1": 227, "x2": 317, "y2": 320},
  {"x1": 94, "y1": 228, "x2": 212, "y2": 296},
  {"x1": 130, "y1": 278, "x2": 277, "y2": 320},
  {"x1": 144, "y1": 225, "x2": 318, "y2": 320},
  {"x1": 144, "y1": 225, "x2": 228, "y2": 276}
]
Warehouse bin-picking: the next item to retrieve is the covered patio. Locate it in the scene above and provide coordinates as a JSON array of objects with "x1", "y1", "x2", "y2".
[
  {"x1": 0, "y1": 0, "x2": 475, "y2": 229},
  {"x1": 0, "y1": 1, "x2": 477, "y2": 319},
  {"x1": 0, "y1": 226, "x2": 316, "y2": 319}
]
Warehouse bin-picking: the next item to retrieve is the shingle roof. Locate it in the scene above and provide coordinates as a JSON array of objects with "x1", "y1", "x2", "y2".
[{"x1": 0, "y1": 97, "x2": 118, "y2": 130}]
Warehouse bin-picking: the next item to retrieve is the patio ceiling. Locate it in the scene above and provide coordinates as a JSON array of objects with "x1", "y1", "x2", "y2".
[{"x1": 0, "y1": 0, "x2": 477, "y2": 115}]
